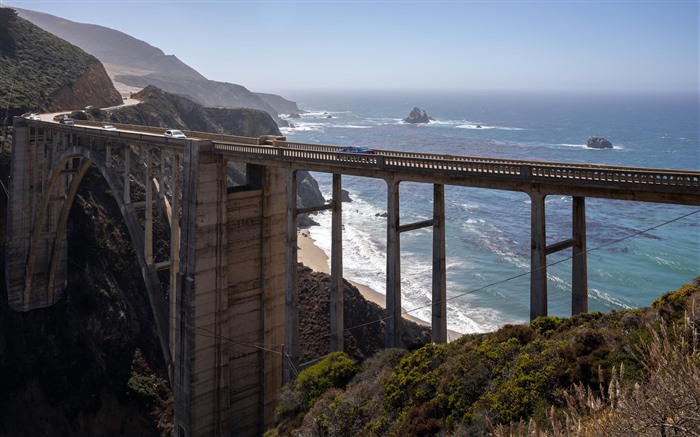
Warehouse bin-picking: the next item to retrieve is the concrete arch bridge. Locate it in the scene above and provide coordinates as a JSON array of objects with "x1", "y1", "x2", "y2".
[{"x1": 6, "y1": 118, "x2": 699, "y2": 436}]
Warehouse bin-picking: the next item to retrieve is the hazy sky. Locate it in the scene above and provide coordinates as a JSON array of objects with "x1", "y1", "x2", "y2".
[{"x1": 3, "y1": 0, "x2": 699, "y2": 94}]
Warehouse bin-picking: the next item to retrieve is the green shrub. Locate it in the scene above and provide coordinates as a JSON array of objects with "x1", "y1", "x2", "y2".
[
  {"x1": 383, "y1": 343, "x2": 446, "y2": 412},
  {"x1": 494, "y1": 323, "x2": 535, "y2": 344},
  {"x1": 127, "y1": 374, "x2": 157, "y2": 399},
  {"x1": 652, "y1": 283, "x2": 698, "y2": 321},
  {"x1": 288, "y1": 351, "x2": 359, "y2": 412},
  {"x1": 483, "y1": 340, "x2": 562, "y2": 424},
  {"x1": 531, "y1": 315, "x2": 562, "y2": 337}
]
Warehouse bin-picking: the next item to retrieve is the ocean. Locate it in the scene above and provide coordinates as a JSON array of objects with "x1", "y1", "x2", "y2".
[{"x1": 278, "y1": 90, "x2": 700, "y2": 334}]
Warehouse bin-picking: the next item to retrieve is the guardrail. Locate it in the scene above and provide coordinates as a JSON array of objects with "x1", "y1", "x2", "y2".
[
  {"x1": 213, "y1": 139, "x2": 699, "y2": 193},
  {"x1": 21, "y1": 118, "x2": 700, "y2": 194}
]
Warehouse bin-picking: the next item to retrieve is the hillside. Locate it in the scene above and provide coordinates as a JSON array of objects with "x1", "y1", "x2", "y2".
[
  {"x1": 0, "y1": 7, "x2": 122, "y2": 121},
  {"x1": 269, "y1": 278, "x2": 700, "y2": 436},
  {"x1": 13, "y1": 7, "x2": 301, "y2": 124},
  {"x1": 108, "y1": 85, "x2": 282, "y2": 137},
  {"x1": 11, "y1": 8, "x2": 206, "y2": 82}
]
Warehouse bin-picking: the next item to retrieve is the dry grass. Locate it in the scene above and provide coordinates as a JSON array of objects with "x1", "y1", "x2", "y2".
[{"x1": 492, "y1": 297, "x2": 700, "y2": 437}]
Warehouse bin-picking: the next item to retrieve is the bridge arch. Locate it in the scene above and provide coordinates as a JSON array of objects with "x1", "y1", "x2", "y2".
[{"x1": 22, "y1": 144, "x2": 172, "y2": 372}]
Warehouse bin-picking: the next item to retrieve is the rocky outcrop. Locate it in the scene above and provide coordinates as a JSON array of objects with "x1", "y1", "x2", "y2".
[
  {"x1": 297, "y1": 265, "x2": 431, "y2": 362},
  {"x1": 403, "y1": 107, "x2": 432, "y2": 124},
  {"x1": 0, "y1": 7, "x2": 122, "y2": 118},
  {"x1": 50, "y1": 59, "x2": 123, "y2": 111},
  {"x1": 115, "y1": 75, "x2": 290, "y2": 125},
  {"x1": 256, "y1": 93, "x2": 302, "y2": 115},
  {"x1": 112, "y1": 85, "x2": 281, "y2": 137},
  {"x1": 298, "y1": 171, "x2": 326, "y2": 227},
  {"x1": 587, "y1": 136, "x2": 613, "y2": 149}
]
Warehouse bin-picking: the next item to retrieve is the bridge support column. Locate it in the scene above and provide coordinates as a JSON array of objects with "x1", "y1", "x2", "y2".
[
  {"x1": 170, "y1": 153, "x2": 181, "y2": 364},
  {"x1": 6, "y1": 119, "x2": 35, "y2": 308},
  {"x1": 145, "y1": 150, "x2": 153, "y2": 266},
  {"x1": 330, "y1": 174, "x2": 344, "y2": 352},
  {"x1": 284, "y1": 167, "x2": 299, "y2": 383},
  {"x1": 123, "y1": 145, "x2": 131, "y2": 204},
  {"x1": 386, "y1": 178, "x2": 402, "y2": 348},
  {"x1": 6, "y1": 119, "x2": 68, "y2": 310},
  {"x1": 432, "y1": 184, "x2": 447, "y2": 343},
  {"x1": 174, "y1": 139, "x2": 230, "y2": 436},
  {"x1": 530, "y1": 192, "x2": 547, "y2": 320},
  {"x1": 571, "y1": 196, "x2": 588, "y2": 315}
]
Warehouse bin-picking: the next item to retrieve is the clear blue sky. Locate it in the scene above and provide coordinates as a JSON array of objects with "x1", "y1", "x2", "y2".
[{"x1": 3, "y1": 0, "x2": 699, "y2": 94}]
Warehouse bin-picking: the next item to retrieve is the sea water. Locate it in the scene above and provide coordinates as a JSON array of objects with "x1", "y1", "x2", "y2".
[{"x1": 279, "y1": 90, "x2": 700, "y2": 334}]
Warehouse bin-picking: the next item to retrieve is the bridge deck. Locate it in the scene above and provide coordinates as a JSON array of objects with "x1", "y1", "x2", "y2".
[
  {"x1": 25, "y1": 119, "x2": 700, "y2": 205},
  {"x1": 12, "y1": 118, "x2": 700, "y2": 436}
]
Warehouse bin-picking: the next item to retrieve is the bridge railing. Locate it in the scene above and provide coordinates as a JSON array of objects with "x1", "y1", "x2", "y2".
[
  {"x1": 530, "y1": 165, "x2": 698, "y2": 189},
  {"x1": 213, "y1": 138, "x2": 699, "y2": 193},
  {"x1": 25, "y1": 119, "x2": 699, "y2": 193}
]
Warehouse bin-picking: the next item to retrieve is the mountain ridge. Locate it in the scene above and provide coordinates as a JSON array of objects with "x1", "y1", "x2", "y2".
[
  {"x1": 14, "y1": 7, "x2": 301, "y2": 125},
  {"x1": 0, "y1": 7, "x2": 122, "y2": 118}
]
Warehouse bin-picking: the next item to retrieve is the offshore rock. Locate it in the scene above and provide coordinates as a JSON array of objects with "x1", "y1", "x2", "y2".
[
  {"x1": 587, "y1": 136, "x2": 613, "y2": 149},
  {"x1": 403, "y1": 107, "x2": 431, "y2": 123}
]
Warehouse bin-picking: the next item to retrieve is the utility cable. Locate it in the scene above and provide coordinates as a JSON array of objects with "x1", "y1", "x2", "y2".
[
  {"x1": 0, "y1": 178, "x2": 8, "y2": 198},
  {"x1": 336, "y1": 208, "x2": 700, "y2": 336},
  {"x1": 32, "y1": 200, "x2": 700, "y2": 380}
]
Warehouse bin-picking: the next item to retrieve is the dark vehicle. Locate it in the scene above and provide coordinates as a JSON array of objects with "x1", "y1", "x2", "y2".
[{"x1": 337, "y1": 146, "x2": 375, "y2": 154}]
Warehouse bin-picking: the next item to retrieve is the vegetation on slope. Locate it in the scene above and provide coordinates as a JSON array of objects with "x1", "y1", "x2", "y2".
[
  {"x1": 267, "y1": 279, "x2": 700, "y2": 436},
  {"x1": 0, "y1": 8, "x2": 94, "y2": 115}
]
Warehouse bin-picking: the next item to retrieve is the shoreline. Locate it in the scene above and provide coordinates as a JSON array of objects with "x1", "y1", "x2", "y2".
[{"x1": 297, "y1": 229, "x2": 462, "y2": 342}]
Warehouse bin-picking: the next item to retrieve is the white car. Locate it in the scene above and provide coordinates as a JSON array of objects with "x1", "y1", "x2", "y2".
[
  {"x1": 28, "y1": 113, "x2": 41, "y2": 120},
  {"x1": 164, "y1": 129, "x2": 186, "y2": 139},
  {"x1": 102, "y1": 125, "x2": 117, "y2": 131}
]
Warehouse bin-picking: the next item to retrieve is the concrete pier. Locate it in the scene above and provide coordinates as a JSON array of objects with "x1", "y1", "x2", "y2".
[{"x1": 6, "y1": 118, "x2": 699, "y2": 436}]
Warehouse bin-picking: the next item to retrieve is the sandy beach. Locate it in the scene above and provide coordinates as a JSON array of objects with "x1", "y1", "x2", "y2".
[{"x1": 297, "y1": 229, "x2": 461, "y2": 341}]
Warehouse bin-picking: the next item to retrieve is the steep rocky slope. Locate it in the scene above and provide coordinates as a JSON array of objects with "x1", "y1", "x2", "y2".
[
  {"x1": 75, "y1": 84, "x2": 323, "y2": 220},
  {"x1": 13, "y1": 7, "x2": 302, "y2": 123},
  {"x1": 111, "y1": 85, "x2": 282, "y2": 137},
  {"x1": 12, "y1": 7, "x2": 206, "y2": 82},
  {"x1": 0, "y1": 7, "x2": 122, "y2": 121},
  {"x1": 0, "y1": 137, "x2": 171, "y2": 435}
]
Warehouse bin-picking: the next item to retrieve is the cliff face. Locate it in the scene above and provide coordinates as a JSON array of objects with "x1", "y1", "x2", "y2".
[
  {"x1": 0, "y1": 7, "x2": 122, "y2": 119},
  {"x1": 49, "y1": 59, "x2": 123, "y2": 111},
  {"x1": 14, "y1": 7, "x2": 300, "y2": 124},
  {"x1": 109, "y1": 85, "x2": 281, "y2": 137},
  {"x1": 0, "y1": 137, "x2": 171, "y2": 436},
  {"x1": 114, "y1": 86, "x2": 322, "y2": 221}
]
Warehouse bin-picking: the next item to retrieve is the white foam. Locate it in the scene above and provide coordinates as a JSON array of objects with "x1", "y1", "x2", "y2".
[
  {"x1": 333, "y1": 124, "x2": 372, "y2": 129},
  {"x1": 456, "y1": 123, "x2": 525, "y2": 131},
  {"x1": 306, "y1": 189, "x2": 514, "y2": 334},
  {"x1": 589, "y1": 288, "x2": 632, "y2": 310},
  {"x1": 557, "y1": 143, "x2": 588, "y2": 148}
]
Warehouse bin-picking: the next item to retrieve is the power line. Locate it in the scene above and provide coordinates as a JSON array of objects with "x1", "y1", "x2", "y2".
[
  {"x1": 46, "y1": 200, "x2": 700, "y2": 378},
  {"x1": 171, "y1": 207, "x2": 699, "y2": 373},
  {"x1": 337, "y1": 208, "x2": 700, "y2": 337}
]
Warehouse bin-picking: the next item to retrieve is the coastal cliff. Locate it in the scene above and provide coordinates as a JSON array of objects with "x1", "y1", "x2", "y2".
[
  {"x1": 0, "y1": 7, "x2": 122, "y2": 120},
  {"x1": 14, "y1": 7, "x2": 302, "y2": 125}
]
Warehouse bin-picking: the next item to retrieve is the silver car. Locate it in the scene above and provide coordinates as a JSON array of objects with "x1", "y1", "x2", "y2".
[{"x1": 164, "y1": 129, "x2": 186, "y2": 139}]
